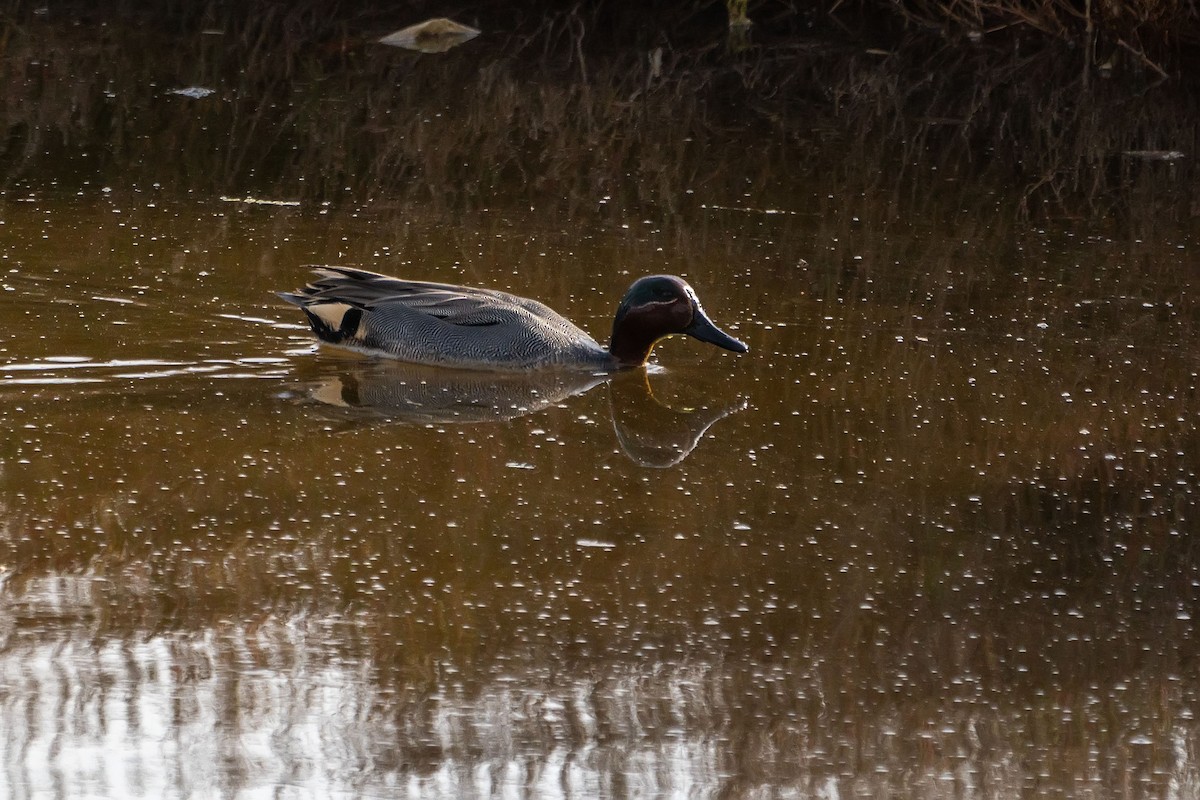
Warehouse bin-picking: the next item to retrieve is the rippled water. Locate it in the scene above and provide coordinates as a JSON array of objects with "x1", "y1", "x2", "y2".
[
  {"x1": 2, "y1": 186, "x2": 1197, "y2": 798},
  {"x1": 3, "y1": 5, "x2": 1200, "y2": 792}
]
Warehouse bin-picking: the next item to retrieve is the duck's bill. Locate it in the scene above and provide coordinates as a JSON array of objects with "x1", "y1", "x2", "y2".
[{"x1": 685, "y1": 312, "x2": 749, "y2": 354}]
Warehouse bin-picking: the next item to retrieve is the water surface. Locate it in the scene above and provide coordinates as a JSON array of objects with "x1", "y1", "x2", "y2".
[{"x1": 2, "y1": 7, "x2": 1200, "y2": 797}]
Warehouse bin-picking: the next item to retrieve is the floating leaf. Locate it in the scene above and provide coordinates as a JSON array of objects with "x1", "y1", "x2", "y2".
[
  {"x1": 378, "y1": 18, "x2": 480, "y2": 54},
  {"x1": 169, "y1": 86, "x2": 215, "y2": 99},
  {"x1": 219, "y1": 196, "x2": 300, "y2": 206}
]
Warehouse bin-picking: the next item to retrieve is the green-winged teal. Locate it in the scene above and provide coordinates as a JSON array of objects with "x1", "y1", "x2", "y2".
[{"x1": 278, "y1": 266, "x2": 748, "y2": 370}]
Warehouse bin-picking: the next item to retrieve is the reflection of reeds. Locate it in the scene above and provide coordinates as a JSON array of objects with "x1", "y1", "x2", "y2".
[
  {"x1": 1, "y1": 3, "x2": 1196, "y2": 222},
  {"x1": 889, "y1": 0, "x2": 1195, "y2": 71},
  {"x1": 1, "y1": 606, "x2": 1193, "y2": 796}
]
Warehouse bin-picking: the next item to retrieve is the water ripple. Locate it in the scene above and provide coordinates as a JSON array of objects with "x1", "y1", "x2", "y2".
[{"x1": 1, "y1": 357, "x2": 291, "y2": 385}]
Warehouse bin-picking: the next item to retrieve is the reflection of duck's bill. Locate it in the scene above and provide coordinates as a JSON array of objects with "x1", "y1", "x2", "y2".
[
  {"x1": 685, "y1": 312, "x2": 748, "y2": 354},
  {"x1": 607, "y1": 370, "x2": 748, "y2": 468}
]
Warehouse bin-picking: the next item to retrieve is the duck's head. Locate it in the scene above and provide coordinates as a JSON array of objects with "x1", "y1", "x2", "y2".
[{"x1": 608, "y1": 275, "x2": 748, "y2": 367}]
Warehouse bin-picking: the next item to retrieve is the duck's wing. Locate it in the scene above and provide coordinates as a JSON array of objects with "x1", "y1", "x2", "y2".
[
  {"x1": 279, "y1": 266, "x2": 609, "y2": 368},
  {"x1": 284, "y1": 266, "x2": 556, "y2": 328}
]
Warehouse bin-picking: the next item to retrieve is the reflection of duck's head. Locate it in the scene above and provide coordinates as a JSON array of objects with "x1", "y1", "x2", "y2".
[
  {"x1": 608, "y1": 276, "x2": 749, "y2": 368},
  {"x1": 608, "y1": 369, "x2": 748, "y2": 468},
  {"x1": 286, "y1": 355, "x2": 745, "y2": 466}
]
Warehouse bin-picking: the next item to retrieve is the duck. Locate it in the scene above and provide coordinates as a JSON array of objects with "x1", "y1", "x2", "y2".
[{"x1": 278, "y1": 266, "x2": 748, "y2": 370}]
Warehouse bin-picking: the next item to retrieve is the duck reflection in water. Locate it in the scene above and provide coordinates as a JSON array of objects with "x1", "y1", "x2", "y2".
[
  {"x1": 607, "y1": 370, "x2": 747, "y2": 468},
  {"x1": 288, "y1": 357, "x2": 746, "y2": 467},
  {"x1": 279, "y1": 267, "x2": 748, "y2": 464}
]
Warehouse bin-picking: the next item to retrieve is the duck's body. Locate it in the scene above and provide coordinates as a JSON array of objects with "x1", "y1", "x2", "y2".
[{"x1": 279, "y1": 266, "x2": 747, "y2": 371}]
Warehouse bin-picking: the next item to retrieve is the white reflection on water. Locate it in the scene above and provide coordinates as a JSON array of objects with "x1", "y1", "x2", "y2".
[
  {"x1": 0, "y1": 591, "x2": 377, "y2": 799},
  {"x1": 0, "y1": 613, "x2": 728, "y2": 800},
  {"x1": 1, "y1": 359, "x2": 190, "y2": 371},
  {"x1": 0, "y1": 357, "x2": 292, "y2": 386},
  {"x1": 3, "y1": 573, "x2": 1200, "y2": 798}
]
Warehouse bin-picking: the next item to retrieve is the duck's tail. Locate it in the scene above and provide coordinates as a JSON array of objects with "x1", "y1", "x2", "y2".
[{"x1": 277, "y1": 291, "x2": 365, "y2": 345}]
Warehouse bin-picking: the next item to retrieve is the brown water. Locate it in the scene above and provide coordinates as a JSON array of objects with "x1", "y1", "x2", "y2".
[
  {"x1": 2, "y1": 186, "x2": 1197, "y2": 798},
  {"x1": 3, "y1": 7, "x2": 1200, "y2": 798}
]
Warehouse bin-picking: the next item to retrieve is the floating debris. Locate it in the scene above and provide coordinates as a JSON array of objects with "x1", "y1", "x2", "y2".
[
  {"x1": 169, "y1": 87, "x2": 216, "y2": 99},
  {"x1": 1122, "y1": 150, "x2": 1186, "y2": 161},
  {"x1": 378, "y1": 18, "x2": 480, "y2": 53},
  {"x1": 575, "y1": 539, "x2": 616, "y2": 550},
  {"x1": 219, "y1": 196, "x2": 301, "y2": 207},
  {"x1": 702, "y1": 203, "x2": 801, "y2": 216}
]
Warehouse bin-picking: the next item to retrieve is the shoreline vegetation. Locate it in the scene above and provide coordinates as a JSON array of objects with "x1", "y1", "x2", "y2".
[{"x1": 1, "y1": 0, "x2": 1197, "y2": 221}]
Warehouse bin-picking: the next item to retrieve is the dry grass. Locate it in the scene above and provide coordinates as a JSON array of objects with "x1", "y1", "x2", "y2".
[{"x1": 0, "y1": 1, "x2": 1197, "y2": 223}]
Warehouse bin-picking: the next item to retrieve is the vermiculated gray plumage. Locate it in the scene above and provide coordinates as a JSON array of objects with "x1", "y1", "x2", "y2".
[
  {"x1": 278, "y1": 266, "x2": 611, "y2": 369},
  {"x1": 279, "y1": 266, "x2": 747, "y2": 370}
]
